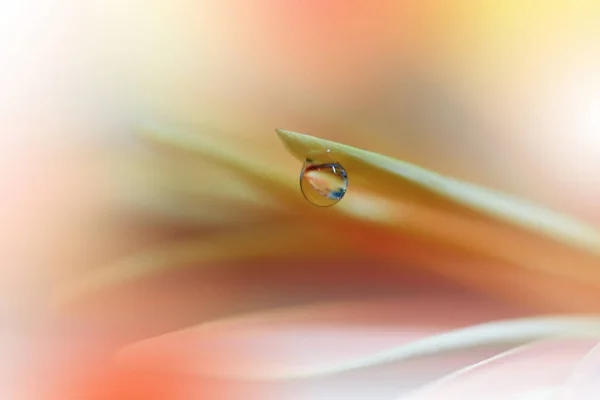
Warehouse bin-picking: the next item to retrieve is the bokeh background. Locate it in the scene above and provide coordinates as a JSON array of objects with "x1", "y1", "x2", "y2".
[{"x1": 1, "y1": 1, "x2": 599, "y2": 399}]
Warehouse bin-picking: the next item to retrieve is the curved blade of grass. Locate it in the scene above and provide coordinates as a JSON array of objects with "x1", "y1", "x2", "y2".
[
  {"x1": 248, "y1": 316, "x2": 600, "y2": 381},
  {"x1": 276, "y1": 129, "x2": 600, "y2": 294},
  {"x1": 115, "y1": 314, "x2": 600, "y2": 382},
  {"x1": 136, "y1": 122, "x2": 306, "y2": 208},
  {"x1": 400, "y1": 339, "x2": 582, "y2": 400},
  {"x1": 115, "y1": 150, "x2": 286, "y2": 225},
  {"x1": 52, "y1": 224, "x2": 347, "y2": 309},
  {"x1": 276, "y1": 128, "x2": 600, "y2": 256}
]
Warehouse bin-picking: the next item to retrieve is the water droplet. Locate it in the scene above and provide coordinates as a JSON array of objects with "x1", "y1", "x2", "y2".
[{"x1": 300, "y1": 155, "x2": 348, "y2": 207}]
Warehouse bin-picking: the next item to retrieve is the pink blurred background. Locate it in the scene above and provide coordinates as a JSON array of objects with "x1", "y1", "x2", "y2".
[{"x1": 1, "y1": 1, "x2": 599, "y2": 398}]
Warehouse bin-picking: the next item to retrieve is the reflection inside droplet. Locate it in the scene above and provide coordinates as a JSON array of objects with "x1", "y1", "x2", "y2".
[{"x1": 300, "y1": 155, "x2": 348, "y2": 207}]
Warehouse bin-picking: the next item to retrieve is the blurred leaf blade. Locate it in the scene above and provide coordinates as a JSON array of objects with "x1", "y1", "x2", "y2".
[{"x1": 276, "y1": 128, "x2": 600, "y2": 256}]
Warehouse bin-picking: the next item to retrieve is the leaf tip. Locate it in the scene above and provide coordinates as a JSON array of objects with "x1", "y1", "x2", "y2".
[{"x1": 275, "y1": 127, "x2": 296, "y2": 139}]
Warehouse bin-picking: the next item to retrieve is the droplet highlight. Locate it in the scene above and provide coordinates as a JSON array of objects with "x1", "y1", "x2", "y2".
[{"x1": 300, "y1": 157, "x2": 348, "y2": 207}]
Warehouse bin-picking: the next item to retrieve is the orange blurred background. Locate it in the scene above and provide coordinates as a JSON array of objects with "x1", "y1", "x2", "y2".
[{"x1": 1, "y1": 1, "x2": 599, "y2": 398}]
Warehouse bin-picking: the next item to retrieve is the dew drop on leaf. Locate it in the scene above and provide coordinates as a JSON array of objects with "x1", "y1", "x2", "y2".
[{"x1": 300, "y1": 152, "x2": 348, "y2": 207}]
